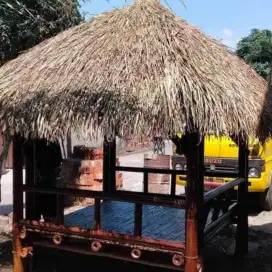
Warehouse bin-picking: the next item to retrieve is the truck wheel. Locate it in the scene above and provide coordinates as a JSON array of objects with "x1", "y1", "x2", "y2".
[{"x1": 260, "y1": 183, "x2": 272, "y2": 211}]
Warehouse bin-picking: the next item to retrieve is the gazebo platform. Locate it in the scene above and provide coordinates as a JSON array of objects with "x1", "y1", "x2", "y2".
[{"x1": 65, "y1": 201, "x2": 186, "y2": 242}]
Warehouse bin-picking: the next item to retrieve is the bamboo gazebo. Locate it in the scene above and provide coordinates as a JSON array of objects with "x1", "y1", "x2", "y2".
[{"x1": 0, "y1": 0, "x2": 270, "y2": 271}]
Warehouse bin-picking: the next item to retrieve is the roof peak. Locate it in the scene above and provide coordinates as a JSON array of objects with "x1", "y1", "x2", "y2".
[{"x1": 135, "y1": 0, "x2": 158, "y2": 4}]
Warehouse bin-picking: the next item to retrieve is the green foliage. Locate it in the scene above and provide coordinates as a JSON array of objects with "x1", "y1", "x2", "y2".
[
  {"x1": 236, "y1": 29, "x2": 272, "y2": 85},
  {"x1": 0, "y1": 0, "x2": 82, "y2": 65}
]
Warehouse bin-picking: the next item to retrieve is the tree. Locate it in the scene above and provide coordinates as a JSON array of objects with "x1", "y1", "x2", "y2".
[
  {"x1": 0, "y1": 0, "x2": 82, "y2": 176},
  {"x1": 0, "y1": 0, "x2": 82, "y2": 65},
  {"x1": 236, "y1": 29, "x2": 272, "y2": 86}
]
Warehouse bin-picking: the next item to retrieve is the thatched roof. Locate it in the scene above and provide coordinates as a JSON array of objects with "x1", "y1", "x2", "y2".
[{"x1": 0, "y1": 0, "x2": 270, "y2": 141}]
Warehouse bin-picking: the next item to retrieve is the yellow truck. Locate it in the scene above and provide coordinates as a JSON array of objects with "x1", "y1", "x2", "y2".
[{"x1": 171, "y1": 134, "x2": 272, "y2": 210}]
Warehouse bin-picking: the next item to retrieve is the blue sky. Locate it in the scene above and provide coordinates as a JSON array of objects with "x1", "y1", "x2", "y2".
[{"x1": 80, "y1": 0, "x2": 272, "y2": 50}]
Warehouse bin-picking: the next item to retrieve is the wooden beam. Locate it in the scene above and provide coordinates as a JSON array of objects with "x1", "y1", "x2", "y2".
[
  {"x1": 94, "y1": 198, "x2": 101, "y2": 230},
  {"x1": 204, "y1": 203, "x2": 238, "y2": 238},
  {"x1": 116, "y1": 165, "x2": 237, "y2": 178},
  {"x1": 20, "y1": 220, "x2": 186, "y2": 252},
  {"x1": 204, "y1": 177, "x2": 244, "y2": 203},
  {"x1": 56, "y1": 195, "x2": 64, "y2": 225},
  {"x1": 143, "y1": 172, "x2": 148, "y2": 193},
  {"x1": 115, "y1": 165, "x2": 186, "y2": 175},
  {"x1": 13, "y1": 135, "x2": 24, "y2": 272},
  {"x1": 134, "y1": 203, "x2": 142, "y2": 236},
  {"x1": 184, "y1": 133, "x2": 204, "y2": 272},
  {"x1": 22, "y1": 185, "x2": 186, "y2": 209},
  {"x1": 235, "y1": 137, "x2": 249, "y2": 257},
  {"x1": 171, "y1": 173, "x2": 176, "y2": 196}
]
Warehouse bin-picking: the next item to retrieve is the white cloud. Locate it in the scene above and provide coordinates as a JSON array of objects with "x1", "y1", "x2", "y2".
[
  {"x1": 219, "y1": 28, "x2": 239, "y2": 50},
  {"x1": 222, "y1": 28, "x2": 233, "y2": 38}
]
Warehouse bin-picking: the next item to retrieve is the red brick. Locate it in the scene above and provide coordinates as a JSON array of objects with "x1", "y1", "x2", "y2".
[
  {"x1": 79, "y1": 174, "x2": 94, "y2": 186},
  {"x1": 144, "y1": 155, "x2": 170, "y2": 194},
  {"x1": 74, "y1": 185, "x2": 90, "y2": 190},
  {"x1": 116, "y1": 179, "x2": 123, "y2": 189},
  {"x1": 92, "y1": 148, "x2": 103, "y2": 156},
  {"x1": 92, "y1": 183, "x2": 102, "y2": 191},
  {"x1": 88, "y1": 160, "x2": 103, "y2": 168},
  {"x1": 79, "y1": 165, "x2": 92, "y2": 174},
  {"x1": 93, "y1": 167, "x2": 103, "y2": 180},
  {"x1": 93, "y1": 154, "x2": 103, "y2": 160},
  {"x1": 116, "y1": 172, "x2": 123, "y2": 180}
]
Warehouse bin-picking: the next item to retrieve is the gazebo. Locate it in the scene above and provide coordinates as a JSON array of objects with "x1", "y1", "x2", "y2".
[{"x1": 0, "y1": 0, "x2": 270, "y2": 271}]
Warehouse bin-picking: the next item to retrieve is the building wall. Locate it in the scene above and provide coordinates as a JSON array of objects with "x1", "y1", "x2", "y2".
[{"x1": 0, "y1": 134, "x2": 13, "y2": 169}]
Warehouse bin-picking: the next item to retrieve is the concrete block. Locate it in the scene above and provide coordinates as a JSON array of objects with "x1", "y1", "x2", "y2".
[{"x1": 0, "y1": 215, "x2": 9, "y2": 226}]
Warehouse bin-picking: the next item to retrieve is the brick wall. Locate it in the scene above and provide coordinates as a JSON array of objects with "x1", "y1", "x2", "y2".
[{"x1": 60, "y1": 146, "x2": 123, "y2": 206}]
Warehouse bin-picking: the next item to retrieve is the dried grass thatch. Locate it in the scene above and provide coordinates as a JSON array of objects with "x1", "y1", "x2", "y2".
[{"x1": 0, "y1": 0, "x2": 270, "y2": 141}]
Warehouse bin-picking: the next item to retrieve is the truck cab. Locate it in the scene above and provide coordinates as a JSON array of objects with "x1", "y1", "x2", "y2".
[{"x1": 172, "y1": 133, "x2": 272, "y2": 210}]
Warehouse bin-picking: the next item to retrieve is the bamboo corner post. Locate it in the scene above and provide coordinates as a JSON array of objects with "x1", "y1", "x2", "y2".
[
  {"x1": 235, "y1": 137, "x2": 249, "y2": 257},
  {"x1": 13, "y1": 135, "x2": 24, "y2": 272},
  {"x1": 184, "y1": 133, "x2": 205, "y2": 272},
  {"x1": 196, "y1": 136, "x2": 205, "y2": 250},
  {"x1": 33, "y1": 139, "x2": 62, "y2": 220}
]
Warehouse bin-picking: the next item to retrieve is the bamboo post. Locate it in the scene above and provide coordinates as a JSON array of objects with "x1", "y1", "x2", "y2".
[
  {"x1": 109, "y1": 137, "x2": 116, "y2": 193},
  {"x1": 56, "y1": 195, "x2": 64, "y2": 225},
  {"x1": 103, "y1": 136, "x2": 110, "y2": 193},
  {"x1": 13, "y1": 135, "x2": 24, "y2": 272},
  {"x1": 235, "y1": 137, "x2": 249, "y2": 257},
  {"x1": 184, "y1": 133, "x2": 204, "y2": 272},
  {"x1": 196, "y1": 136, "x2": 205, "y2": 249},
  {"x1": 25, "y1": 140, "x2": 36, "y2": 220},
  {"x1": 143, "y1": 172, "x2": 148, "y2": 193},
  {"x1": 134, "y1": 203, "x2": 142, "y2": 236},
  {"x1": 94, "y1": 198, "x2": 101, "y2": 230}
]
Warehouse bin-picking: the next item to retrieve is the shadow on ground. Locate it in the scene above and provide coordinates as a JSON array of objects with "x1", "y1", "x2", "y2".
[
  {"x1": 0, "y1": 234, "x2": 12, "y2": 271},
  {"x1": 34, "y1": 247, "x2": 168, "y2": 272},
  {"x1": 204, "y1": 226, "x2": 272, "y2": 272}
]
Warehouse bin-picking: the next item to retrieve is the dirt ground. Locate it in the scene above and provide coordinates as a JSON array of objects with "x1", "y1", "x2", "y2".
[{"x1": 0, "y1": 210, "x2": 272, "y2": 272}]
